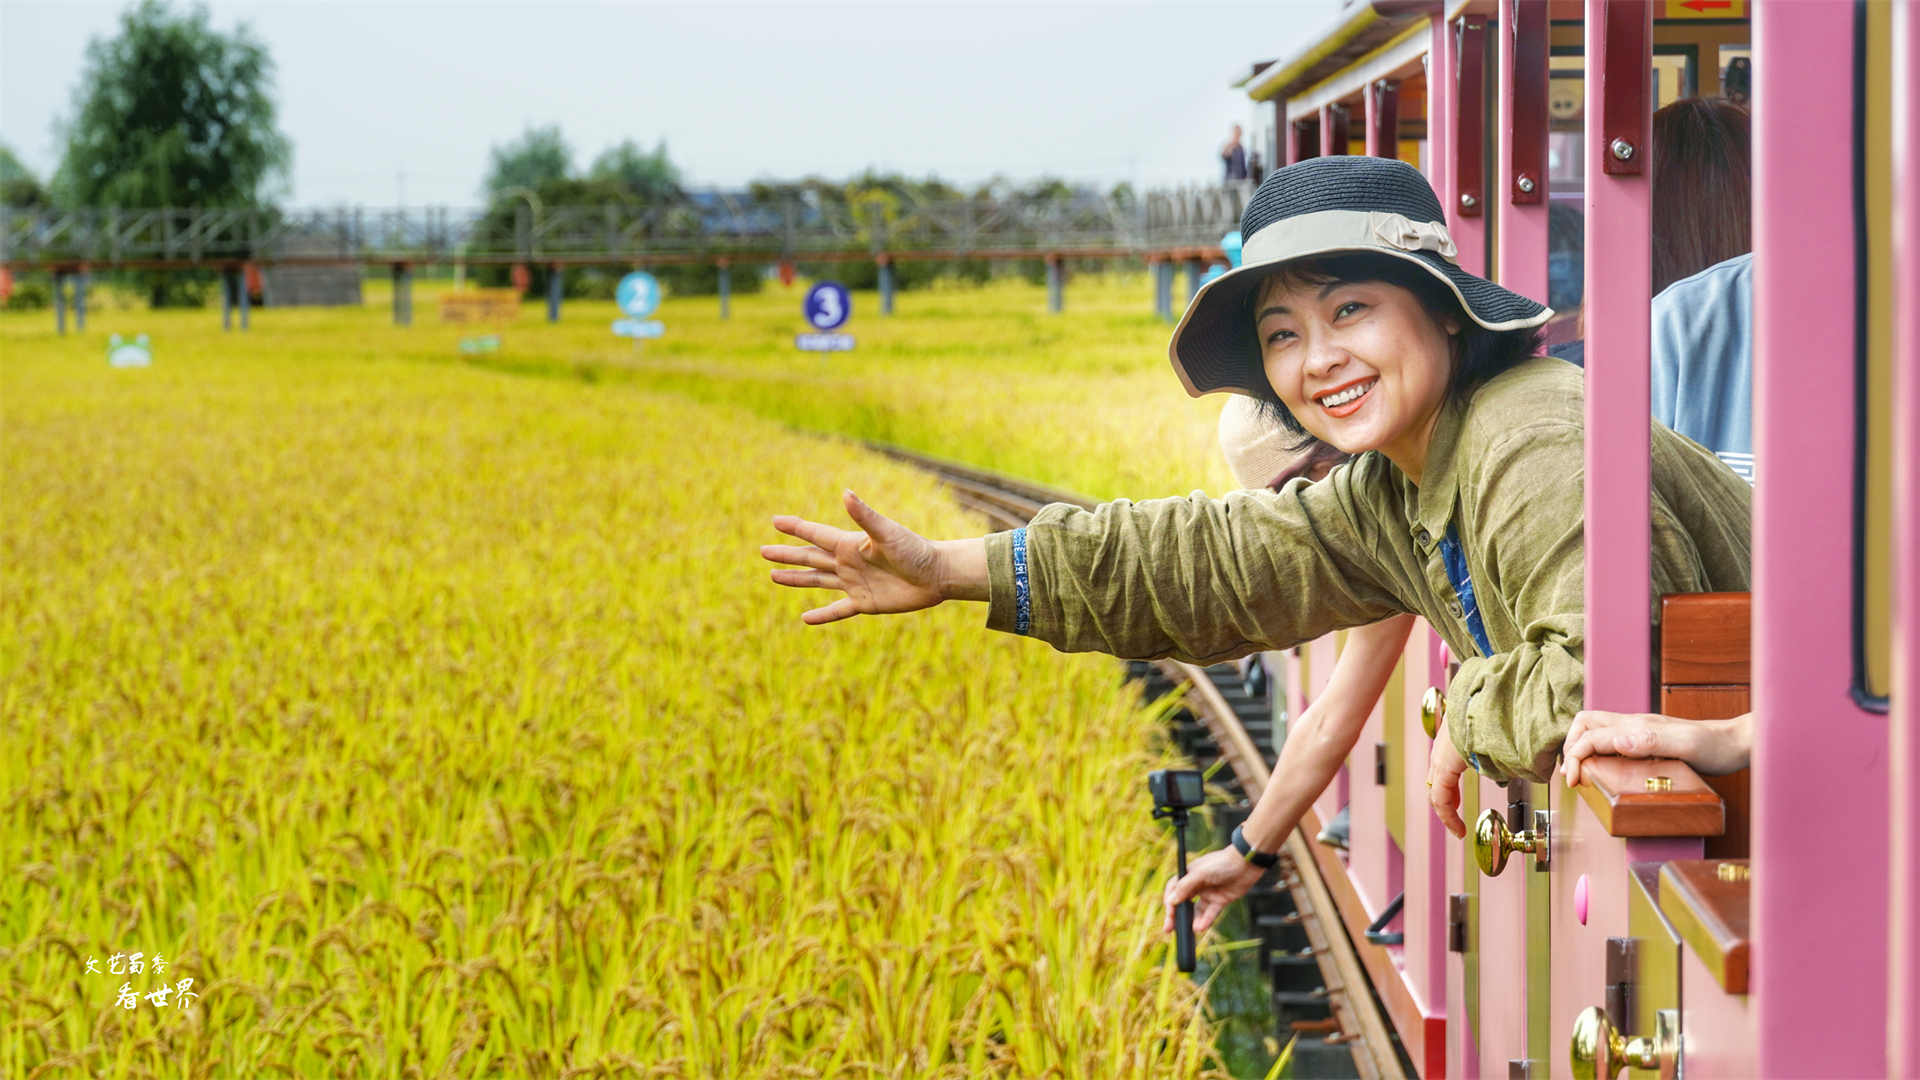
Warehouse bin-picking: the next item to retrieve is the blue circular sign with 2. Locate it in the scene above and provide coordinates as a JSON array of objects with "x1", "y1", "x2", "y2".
[
  {"x1": 616, "y1": 271, "x2": 661, "y2": 318},
  {"x1": 803, "y1": 281, "x2": 851, "y2": 330}
]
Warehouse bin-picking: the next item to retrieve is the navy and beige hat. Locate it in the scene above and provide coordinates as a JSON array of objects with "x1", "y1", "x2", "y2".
[{"x1": 1169, "y1": 156, "x2": 1553, "y2": 398}]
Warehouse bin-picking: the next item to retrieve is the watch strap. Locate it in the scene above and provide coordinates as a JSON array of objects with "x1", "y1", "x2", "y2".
[{"x1": 1231, "y1": 824, "x2": 1280, "y2": 868}]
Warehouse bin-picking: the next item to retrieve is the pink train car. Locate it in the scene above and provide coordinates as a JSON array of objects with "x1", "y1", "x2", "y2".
[{"x1": 1238, "y1": 2, "x2": 1917, "y2": 1076}]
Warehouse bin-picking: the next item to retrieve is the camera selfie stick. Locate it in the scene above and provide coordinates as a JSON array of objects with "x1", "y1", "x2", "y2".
[
  {"x1": 1149, "y1": 769, "x2": 1204, "y2": 972},
  {"x1": 1151, "y1": 807, "x2": 1198, "y2": 972}
]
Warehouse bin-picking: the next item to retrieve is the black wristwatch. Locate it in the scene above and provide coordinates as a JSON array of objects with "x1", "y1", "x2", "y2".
[{"x1": 1231, "y1": 824, "x2": 1281, "y2": 868}]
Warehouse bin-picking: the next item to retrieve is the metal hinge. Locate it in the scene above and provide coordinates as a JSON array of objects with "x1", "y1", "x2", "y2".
[
  {"x1": 1447, "y1": 893, "x2": 1470, "y2": 953},
  {"x1": 1605, "y1": 936, "x2": 1636, "y2": 1033}
]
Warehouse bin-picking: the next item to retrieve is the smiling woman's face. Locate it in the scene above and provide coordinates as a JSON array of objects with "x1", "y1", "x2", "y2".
[{"x1": 1254, "y1": 271, "x2": 1460, "y2": 483}]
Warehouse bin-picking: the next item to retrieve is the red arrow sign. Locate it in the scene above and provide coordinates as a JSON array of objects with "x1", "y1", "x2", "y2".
[{"x1": 1680, "y1": 0, "x2": 1733, "y2": 10}]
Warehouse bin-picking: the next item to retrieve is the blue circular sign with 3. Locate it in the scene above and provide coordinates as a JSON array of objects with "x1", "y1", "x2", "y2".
[
  {"x1": 616, "y1": 271, "x2": 661, "y2": 318},
  {"x1": 803, "y1": 281, "x2": 851, "y2": 330}
]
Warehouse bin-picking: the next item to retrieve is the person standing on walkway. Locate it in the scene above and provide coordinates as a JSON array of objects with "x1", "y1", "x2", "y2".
[{"x1": 1222, "y1": 125, "x2": 1249, "y2": 182}]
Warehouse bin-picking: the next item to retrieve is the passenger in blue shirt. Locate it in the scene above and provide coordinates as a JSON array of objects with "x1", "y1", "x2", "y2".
[
  {"x1": 1651, "y1": 252, "x2": 1753, "y2": 483},
  {"x1": 1647, "y1": 96, "x2": 1754, "y2": 483}
]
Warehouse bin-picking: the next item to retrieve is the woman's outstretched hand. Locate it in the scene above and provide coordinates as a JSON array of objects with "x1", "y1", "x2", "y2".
[
  {"x1": 761, "y1": 490, "x2": 988, "y2": 624},
  {"x1": 1561, "y1": 710, "x2": 1752, "y2": 788}
]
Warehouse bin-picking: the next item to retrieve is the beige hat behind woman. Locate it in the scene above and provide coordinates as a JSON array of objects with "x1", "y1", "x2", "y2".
[
  {"x1": 1219, "y1": 396, "x2": 1352, "y2": 491},
  {"x1": 1219, "y1": 396, "x2": 1301, "y2": 491}
]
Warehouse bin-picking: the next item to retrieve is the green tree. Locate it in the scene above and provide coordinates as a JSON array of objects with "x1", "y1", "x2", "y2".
[
  {"x1": 482, "y1": 125, "x2": 572, "y2": 199},
  {"x1": 54, "y1": 0, "x2": 289, "y2": 209},
  {"x1": 589, "y1": 139, "x2": 681, "y2": 202},
  {"x1": 1, "y1": 143, "x2": 48, "y2": 208}
]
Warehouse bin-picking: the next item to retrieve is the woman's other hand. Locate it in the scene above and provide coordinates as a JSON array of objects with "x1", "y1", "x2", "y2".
[
  {"x1": 1561, "y1": 710, "x2": 1752, "y2": 787},
  {"x1": 761, "y1": 490, "x2": 986, "y2": 624},
  {"x1": 1164, "y1": 846, "x2": 1268, "y2": 936},
  {"x1": 1426, "y1": 716, "x2": 1471, "y2": 838}
]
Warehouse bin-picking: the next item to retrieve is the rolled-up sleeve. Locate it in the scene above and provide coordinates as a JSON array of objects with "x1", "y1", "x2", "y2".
[
  {"x1": 1443, "y1": 422, "x2": 1586, "y2": 783},
  {"x1": 986, "y1": 474, "x2": 1403, "y2": 664}
]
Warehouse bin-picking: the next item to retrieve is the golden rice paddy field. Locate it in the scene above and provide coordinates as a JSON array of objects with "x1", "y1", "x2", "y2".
[{"x1": 1, "y1": 279, "x2": 1237, "y2": 1079}]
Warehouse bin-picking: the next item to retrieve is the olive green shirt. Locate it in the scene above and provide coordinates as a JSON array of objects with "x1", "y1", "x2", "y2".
[{"x1": 984, "y1": 357, "x2": 1752, "y2": 782}]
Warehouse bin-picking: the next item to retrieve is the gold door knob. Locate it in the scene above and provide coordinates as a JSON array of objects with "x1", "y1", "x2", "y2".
[
  {"x1": 1472, "y1": 807, "x2": 1549, "y2": 876},
  {"x1": 1420, "y1": 686, "x2": 1445, "y2": 739},
  {"x1": 1570, "y1": 1005, "x2": 1671, "y2": 1079}
]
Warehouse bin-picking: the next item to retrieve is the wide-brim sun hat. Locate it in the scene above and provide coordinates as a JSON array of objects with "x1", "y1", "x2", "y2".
[{"x1": 1169, "y1": 156, "x2": 1553, "y2": 398}]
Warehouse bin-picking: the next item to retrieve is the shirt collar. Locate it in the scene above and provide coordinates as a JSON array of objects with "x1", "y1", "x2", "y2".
[{"x1": 1403, "y1": 397, "x2": 1469, "y2": 548}]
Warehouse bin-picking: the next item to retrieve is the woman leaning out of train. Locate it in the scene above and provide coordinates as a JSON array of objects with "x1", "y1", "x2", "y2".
[{"x1": 760, "y1": 156, "x2": 1753, "y2": 936}]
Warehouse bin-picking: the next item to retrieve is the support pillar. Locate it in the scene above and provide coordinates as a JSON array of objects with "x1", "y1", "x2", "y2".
[
  {"x1": 1366, "y1": 79, "x2": 1401, "y2": 160},
  {"x1": 1184, "y1": 257, "x2": 1203, "y2": 305},
  {"x1": 718, "y1": 261, "x2": 732, "y2": 320},
  {"x1": 1291, "y1": 117, "x2": 1322, "y2": 164},
  {"x1": 54, "y1": 271, "x2": 67, "y2": 334},
  {"x1": 73, "y1": 271, "x2": 87, "y2": 332},
  {"x1": 1320, "y1": 103, "x2": 1351, "y2": 157},
  {"x1": 546, "y1": 263, "x2": 562, "y2": 323},
  {"x1": 392, "y1": 263, "x2": 413, "y2": 327},
  {"x1": 1272, "y1": 95, "x2": 1289, "y2": 167},
  {"x1": 878, "y1": 258, "x2": 895, "y2": 315},
  {"x1": 222, "y1": 270, "x2": 235, "y2": 331},
  {"x1": 238, "y1": 266, "x2": 250, "y2": 330},
  {"x1": 1045, "y1": 256, "x2": 1062, "y2": 314}
]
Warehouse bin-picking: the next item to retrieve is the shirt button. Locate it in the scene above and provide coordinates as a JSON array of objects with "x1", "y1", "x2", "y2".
[
  {"x1": 1447, "y1": 601, "x2": 1462, "y2": 617},
  {"x1": 1416, "y1": 528, "x2": 1431, "y2": 547}
]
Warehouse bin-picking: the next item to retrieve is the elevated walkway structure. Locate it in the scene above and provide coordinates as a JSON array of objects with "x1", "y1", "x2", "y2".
[{"x1": 3, "y1": 187, "x2": 1252, "y2": 329}]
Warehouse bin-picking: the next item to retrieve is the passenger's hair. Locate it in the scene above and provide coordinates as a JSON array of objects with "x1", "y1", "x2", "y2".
[
  {"x1": 1650, "y1": 96, "x2": 1751, "y2": 295},
  {"x1": 1241, "y1": 252, "x2": 1543, "y2": 444}
]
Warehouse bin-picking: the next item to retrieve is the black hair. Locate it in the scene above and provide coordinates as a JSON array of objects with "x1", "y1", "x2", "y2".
[{"x1": 1240, "y1": 252, "x2": 1543, "y2": 444}]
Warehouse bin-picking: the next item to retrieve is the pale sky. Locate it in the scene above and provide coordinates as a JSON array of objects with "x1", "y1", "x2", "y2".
[{"x1": 0, "y1": 0, "x2": 1340, "y2": 207}]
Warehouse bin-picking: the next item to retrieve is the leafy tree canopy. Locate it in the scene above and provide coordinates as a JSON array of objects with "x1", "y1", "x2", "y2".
[
  {"x1": 1, "y1": 143, "x2": 48, "y2": 207},
  {"x1": 588, "y1": 140, "x2": 682, "y2": 203},
  {"x1": 54, "y1": 0, "x2": 289, "y2": 208},
  {"x1": 482, "y1": 125, "x2": 573, "y2": 200},
  {"x1": 483, "y1": 128, "x2": 685, "y2": 209}
]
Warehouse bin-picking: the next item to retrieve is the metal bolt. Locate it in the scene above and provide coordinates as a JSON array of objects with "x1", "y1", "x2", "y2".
[
  {"x1": 1610, "y1": 137, "x2": 1637, "y2": 161},
  {"x1": 1460, "y1": 193, "x2": 1479, "y2": 209},
  {"x1": 1517, "y1": 175, "x2": 1537, "y2": 193}
]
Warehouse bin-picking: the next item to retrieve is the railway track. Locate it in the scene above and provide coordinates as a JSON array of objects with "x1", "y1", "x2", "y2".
[{"x1": 868, "y1": 438, "x2": 1407, "y2": 1080}]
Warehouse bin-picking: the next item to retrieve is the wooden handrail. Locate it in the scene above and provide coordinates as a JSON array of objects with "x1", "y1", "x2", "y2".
[
  {"x1": 1574, "y1": 756, "x2": 1725, "y2": 837},
  {"x1": 1659, "y1": 859, "x2": 1751, "y2": 993}
]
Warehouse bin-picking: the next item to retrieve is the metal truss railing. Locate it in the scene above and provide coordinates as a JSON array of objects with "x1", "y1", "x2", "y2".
[{"x1": 2, "y1": 186, "x2": 1251, "y2": 268}]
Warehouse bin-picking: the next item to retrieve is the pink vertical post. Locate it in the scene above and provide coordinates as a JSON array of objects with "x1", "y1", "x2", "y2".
[
  {"x1": 1505, "y1": 0, "x2": 1551, "y2": 307},
  {"x1": 1583, "y1": 0, "x2": 1652, "y2": 718},
  {"x1": 1396, "y1": 626, "x2": 1449, "y2": 1078},
  {"x1": 1431, "y1": 12, "x2": 1456, "y2": 218},
  {"x1": 1889, "y1": 3, "x2": 1920, "y2": 1075},
  {"x1": 1451, "y1": 15, "x2": 1489, "y2": 277},
  {"x1": 1434, "y1": 12, "x2": 1488, "y2": 277},
  {"x1": 1752, "y1": 5, "x2": 1890, "y2": 1077},
  {"x1": 1498, "y1": 0, "x2": 1551, "y2": 306}
]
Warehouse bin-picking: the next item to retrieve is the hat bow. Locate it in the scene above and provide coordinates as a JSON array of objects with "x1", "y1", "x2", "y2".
[{"x1": 1370, "y1": 212, "x2": 1459, "y2": 264}]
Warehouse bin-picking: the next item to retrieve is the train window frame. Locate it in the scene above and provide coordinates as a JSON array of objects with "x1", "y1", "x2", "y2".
[
  {"x1": 1652, "y1": 44, "x2": 1699, "y2": 107},
  {"x1": 1851, "y1": 0, "x2": 1893, "y2": 711}
]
